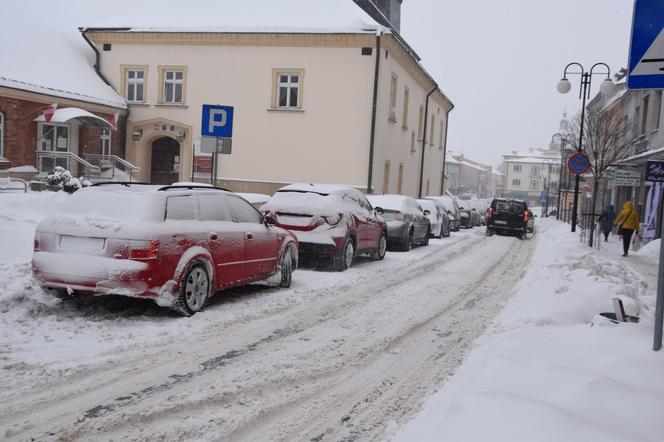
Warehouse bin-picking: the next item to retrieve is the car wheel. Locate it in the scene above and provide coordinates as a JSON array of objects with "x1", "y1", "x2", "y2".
[
  {"x1": 278, "y1": 244, "x2": 294, "y2": 288},
  {"x1": 333, "y1": 237, "x2": 355, "y2": 271},
  {"x1": 400, "y1": 229, "x2": 414, "y2": 251},
  {"x1": 174, "y1": 262, "x2": 210, "y2": 316},
  {"x1": 371, "y1": 232, "x2": 387, "y2": 261},
  {"x1": 421, "y1": 228, "x2": 430, "y2": 246}
]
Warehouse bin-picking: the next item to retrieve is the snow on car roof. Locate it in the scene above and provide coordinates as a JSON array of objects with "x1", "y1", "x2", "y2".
[
  {"x1": 366, "y1": 194, "x2": 411, "y2": 212},
  {"x1": 264, "y1": 185, "x2": 361, "y2": 217},
  {"x1": 235, "y1": 193, "x2": 271, "y2": 204},
  {"x1": 277, "y1": 183, "x2": 359, "y2": 195}
]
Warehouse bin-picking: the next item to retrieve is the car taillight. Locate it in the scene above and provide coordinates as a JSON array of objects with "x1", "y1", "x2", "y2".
[
  {"x1": 129, "y1": 239, "x2": 159, "y2": 260},
  {"x1": 487, "y1": 208, "x2": 493, "y2": 219},
  {"x1": 323, "y1": 213, "x2": 343, "y2": 226},
  {"x1": 523, "y1": 211, "x2": 529, "y2": 222}
]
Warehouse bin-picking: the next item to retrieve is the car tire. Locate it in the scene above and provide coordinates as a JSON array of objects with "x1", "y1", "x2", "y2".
[
  {"x1": 173, "y1": 261, "x2": 210, "y2": 317},
  {"x1": 371, "y1": 232, "x2": 387, "y2": 261},
  {"x1": 400, "y1": 229, "x2": 414, "y2": 251},
  {"x1": 278, "y1": 244, "x2": 294, "y2": 288},
  {"x1": 421, "y1": 228, "x2": 430, "y2": 246},
  {"x1": 486, "y1": 229, "x2": 494, "y2": 237},
  {"x1": 333, "y1": 237, "x2": 354, "y2": 271}
]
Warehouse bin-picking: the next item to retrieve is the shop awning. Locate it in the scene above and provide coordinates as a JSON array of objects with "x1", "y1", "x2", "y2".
[{"x1": 33, "y1": 107, "x2": 114, "y2": 129}]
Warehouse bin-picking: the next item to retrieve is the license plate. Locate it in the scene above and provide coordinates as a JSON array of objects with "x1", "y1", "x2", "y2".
[
  {"x1": 59, "y1": 235, "x2": 105, "y2": 252},
  {"x1": 494, "y1": 220, "x2": 507, "y2": 225}
]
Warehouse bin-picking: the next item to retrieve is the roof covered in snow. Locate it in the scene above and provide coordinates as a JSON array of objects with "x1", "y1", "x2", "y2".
[
  {"x1": 505, "y1": 156, "x2": 560, "y2": 164},
  {"x1": 84, "y1": 0, "x2": 386, "y2": 34},
  {"x1": 0, "y1": 0, "x2": 126, "y2": 109}
]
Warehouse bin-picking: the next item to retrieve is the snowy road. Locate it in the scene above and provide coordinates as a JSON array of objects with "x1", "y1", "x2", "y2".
[{"x1": 1, "y1": 228, "x2": 535, "y2": 441}]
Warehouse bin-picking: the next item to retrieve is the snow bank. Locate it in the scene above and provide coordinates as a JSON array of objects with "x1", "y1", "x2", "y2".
[
  {"x1": 637, "y1": 238, "x2": 661, "y2": 259},
  {"x1": 394, "y1": 219, "x2": 664, "y2": 442}
]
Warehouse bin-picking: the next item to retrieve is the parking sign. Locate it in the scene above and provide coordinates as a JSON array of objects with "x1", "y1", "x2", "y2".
[{"x1": 201, "y1": 105, "x2": 234, "y2": 138}]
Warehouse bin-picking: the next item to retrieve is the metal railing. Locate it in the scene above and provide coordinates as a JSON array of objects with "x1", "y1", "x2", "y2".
[
  {"x1": 35, "y1": 150, "x2": 101, "y2": 176},
  {"x1": 82, "y1": 154, "x2": 141, "y2": 182}
]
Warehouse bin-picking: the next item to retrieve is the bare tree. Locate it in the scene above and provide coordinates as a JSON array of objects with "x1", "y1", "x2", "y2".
[{"x1": 567, "y1": 107, "x2": 631, "y2": 247}]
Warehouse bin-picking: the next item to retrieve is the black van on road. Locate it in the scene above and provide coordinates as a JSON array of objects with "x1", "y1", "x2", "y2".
[{"x1": 486, "y1": 198, "x2": 529, "y2": 239}]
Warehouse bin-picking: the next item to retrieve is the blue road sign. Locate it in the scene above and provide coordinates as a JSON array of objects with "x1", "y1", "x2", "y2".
[
  {"x1": 540, "y1": 191, "x2": 548, "y2": 204},
  {"x1": 628, "y1": 0, "x2": 664, "y2": 90},
  {"x1": 567, "y1": 153, "x2": 591, "y2": 175},
  {"x1": 201, "y1": 105, "x2": 234, "y2": 137}
]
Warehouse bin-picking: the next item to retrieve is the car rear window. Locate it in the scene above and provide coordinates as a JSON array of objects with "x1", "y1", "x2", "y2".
[{"x1": 494, "y1": 201, "x2": 525, "y2": 214}]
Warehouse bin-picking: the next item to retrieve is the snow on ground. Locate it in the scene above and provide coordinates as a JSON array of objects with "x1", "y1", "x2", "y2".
[{"x1": 393, "y1": 218, "x2": 664, "y2": 442}]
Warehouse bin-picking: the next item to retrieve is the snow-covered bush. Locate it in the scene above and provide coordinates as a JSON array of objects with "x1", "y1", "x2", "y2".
[{"x1": 45, "y1": 166, "x2": 91, "y2": 193}]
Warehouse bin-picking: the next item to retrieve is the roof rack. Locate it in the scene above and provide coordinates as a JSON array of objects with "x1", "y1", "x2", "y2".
[
  {"x1": 91, "y1": 182, "x2": 153, "y2": 187},
  {"x1": 157, "y1": 185, "x2": 231, "y2": 192}
]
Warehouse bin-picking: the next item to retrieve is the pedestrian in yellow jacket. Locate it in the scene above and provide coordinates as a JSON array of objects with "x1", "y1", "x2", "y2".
[{"x1": 614, "y1": 201, "x2": 639, "y2": 257}]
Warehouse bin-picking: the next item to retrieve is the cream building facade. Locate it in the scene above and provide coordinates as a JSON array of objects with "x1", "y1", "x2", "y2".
[{"x1": 83, "y1": 3, "x2": 452, "y2": 196}]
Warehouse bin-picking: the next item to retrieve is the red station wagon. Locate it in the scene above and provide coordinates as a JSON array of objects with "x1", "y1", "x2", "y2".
[
  {"x1": 32, "y1": 183, "x2": 298, "y2": 316},
  {"x1": 262, "y1": 184, "x2": 387, "y2": 271}
]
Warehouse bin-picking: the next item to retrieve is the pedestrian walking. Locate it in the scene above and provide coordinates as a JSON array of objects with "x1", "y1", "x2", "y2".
[
  {"x1": 597, "y1": 204, "x2": 615, "y2": 242},
  {"x1": 614, "y1": 201, "x2": 639, "y2": 257}
]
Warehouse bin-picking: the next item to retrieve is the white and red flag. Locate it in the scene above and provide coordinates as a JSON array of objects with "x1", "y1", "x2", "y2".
[
  {"x1": 39, "y1": 103, "x2": 58, "y2": 122},
  {"x1": 107, "y1": 111, "x2": 120, "y2": 130}
]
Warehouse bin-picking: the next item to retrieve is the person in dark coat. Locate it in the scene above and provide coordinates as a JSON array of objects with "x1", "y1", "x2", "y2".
[{"x1": 597, "y1": 204, "x2": 615, "y2": 242}]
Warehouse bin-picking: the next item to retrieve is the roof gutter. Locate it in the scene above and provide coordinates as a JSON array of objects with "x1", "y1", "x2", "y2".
[
  {"x1": 418, "y1": 85, "x2": 437, "y2": 198},
  {"x1": 367, "y1": 31, "x2": 382, "y2": 194},
  {"x1": 79, "y1": 28, "x2": 113, "y2": 87}
]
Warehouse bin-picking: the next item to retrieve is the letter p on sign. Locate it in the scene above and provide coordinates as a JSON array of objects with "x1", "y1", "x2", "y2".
[{"x1": 201, "y1": 104, "x2": 234, "y2": 138}]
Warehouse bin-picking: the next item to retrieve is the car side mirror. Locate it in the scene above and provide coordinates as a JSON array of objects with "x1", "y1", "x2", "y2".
[
  {"x1": 374, "y1": 206, "x2": 384, "y2": 215},
  {"x1": 423, "y1": 209, "x2": 431, "y2": 216},
  {"x1": 264, "y1": 214, "x2": 277, "y2": 226}
]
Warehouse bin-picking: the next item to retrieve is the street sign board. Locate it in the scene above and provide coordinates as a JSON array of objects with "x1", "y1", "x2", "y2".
[
  {"x1": 201, "y1": 136, "x2": 232, "y2": 154},
  {"x1": 567, "y1": 153, "x2": 591, "y2": 175},
  {"x1": 539, "y1": 191, "x2": 548, "y2": 203},
  {"x1": 201, "y1": 104, "x2": 234, "y2": 138},
  {"x1": 628, "y1": 0, "x2": 664, "y2": 90},
  {"x1": 646, "y1": 160, "x2": 664, "y2": 182},
  {"x1": 614, "y1": 169, "x2": 641, "y2": 186}
]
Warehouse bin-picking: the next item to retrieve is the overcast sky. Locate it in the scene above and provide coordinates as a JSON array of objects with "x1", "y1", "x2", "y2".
[{"x1": 399, "y1": 0, "x2": 634, "y2": 167}]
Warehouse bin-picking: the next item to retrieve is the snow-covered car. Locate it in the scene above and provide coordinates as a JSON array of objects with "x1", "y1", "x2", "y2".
[
  {"x1": 456, "y1": 200, "x2": 473, "y2": 229},
  {"x1": 469, "y1": 200, "x2": 489, "y2": 226},
  {"x1": 262, "y1": 183, "x2": 387, "y2": 271},
  {"x1": 417, "y1": 198, "x2": 450, "y2": 238},
  {"x1": 235, "y1": 192, "x2": 271, "y2": 210},
  {"x1": 32, "y1": 183, "x2": 298, "y2": 316},
  {"x1": 527, "y1": 210, "x2": 535, "y2": 233},
  {"x1": 426, "y1": 195, "x2": 460, "y2": 232},
  {"x1": 367, "y1": 194, "x2": 430, "y2": 251}
]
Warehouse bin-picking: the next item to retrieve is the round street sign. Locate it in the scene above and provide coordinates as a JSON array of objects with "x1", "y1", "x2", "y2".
[
  {"x1": 606, "y1": 169, "x2": 616, "y2": 180},
  {"x1": 568, "y1": 153, "x2": 591, "y2": 175}
]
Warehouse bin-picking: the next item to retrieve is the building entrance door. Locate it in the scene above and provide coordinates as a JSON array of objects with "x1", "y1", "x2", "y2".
[{"x1": 151, "y1": 137, "x2": 180, "y2": 184}]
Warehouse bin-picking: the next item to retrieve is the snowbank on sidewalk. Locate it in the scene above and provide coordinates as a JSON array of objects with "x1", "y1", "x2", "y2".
[{"x1": 393, "y1": 219, "x2": 664, "y2": 442}]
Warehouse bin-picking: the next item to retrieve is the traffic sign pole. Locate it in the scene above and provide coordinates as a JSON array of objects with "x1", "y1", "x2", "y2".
[{"x1": 654, "y1": 215, "x2": 664, "y2": 350}]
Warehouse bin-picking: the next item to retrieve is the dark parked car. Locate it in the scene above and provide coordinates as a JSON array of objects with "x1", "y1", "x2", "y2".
[
  {"x1": 262, "y1": 184, "x2": 387, "y2": 271},
  {"x1": 33, "y1": 183, "x2": 298, "y2": 316},
  {"x1": 367, "y1": 195, "x2": 430, "y2": 251},
  {"x1": 456, "y1": 200, "x2": 473, "y2": 229},
  {"x1": 486, "y1": 198, "x2": 530, "y2": 239}
]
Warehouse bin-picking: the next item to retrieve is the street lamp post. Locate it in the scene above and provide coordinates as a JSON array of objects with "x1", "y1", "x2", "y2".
[
  {"x1": 556, "y1": 62, "x2": 614, "y2": 232},
  {"x1": 551, "y1": 133, "x2": 574, "y2": 221}
]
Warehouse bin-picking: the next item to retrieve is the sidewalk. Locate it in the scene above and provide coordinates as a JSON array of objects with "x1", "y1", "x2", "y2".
[{"x1": 393, "y1": 218, "x2": 664, "y2": 442}]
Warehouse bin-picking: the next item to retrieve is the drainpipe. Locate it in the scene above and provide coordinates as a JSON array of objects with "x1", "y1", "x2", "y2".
[
  {"x1": 440, "y1": 109, "x2": 451, "y2": 195},
  {"x1": 79, "y1": 28, "x2": 113, "y2": 87},
  {"x1": 418, "y1": 85, "x2": 437, "y2": 198},
  {"x1": 367, "y1": 32, "x2": 382, "y2": 194}
]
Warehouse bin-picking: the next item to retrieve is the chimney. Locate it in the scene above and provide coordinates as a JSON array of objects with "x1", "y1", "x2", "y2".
[{"x1": 362, "y1": 0, "x2": 402, "y2": 33}]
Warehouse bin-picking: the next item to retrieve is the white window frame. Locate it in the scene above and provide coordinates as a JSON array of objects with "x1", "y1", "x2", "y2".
[
  {"x1": 531, "y1": 165, "x2": 540, "y2": 176},
  {"x1": 163, "y1": 69, "x2": 184, "y2": 104},
  {"x1": 513, "y1": 164, "x2": 522, "y2": 172},
  {"x1": 125, "y1": 68, "x2": 145, "y2": 103},
  {"x1": 100, "y1": 129, "x2": 111, "y2": 156},
  {"x1": 512, "y1": 179, "x2": 521, "y2": 186},
  {"x1": 530, "y1": 179, "x2": 540, "y2": 189},
  {"x1": 277, "y1": 72, "x2": 301, "y2": 108}
]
